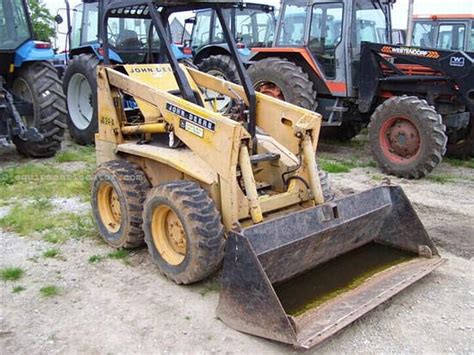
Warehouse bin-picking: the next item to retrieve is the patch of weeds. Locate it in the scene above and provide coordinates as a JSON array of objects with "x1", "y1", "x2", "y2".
[
  {"x1": 0, "y1": 163, "x2": 93, "y2": 203},
  {"x1": 185, "y1": 316, "x2": 191, "y2": 321},
  {"x1": 67, "y1": 213, "x2": 98, "y2": 239},
  {"x1": 319, "y1": 159, "x2": 355, "y2": 173},
  {"x1": 444, "y1": 158, "x2": 474, "y2": 169},
  {"x1": 198, "y1": 280, "x2": 220, "y2": 297},
  {"x1": 43, "y1": 231, "x2": 68, "y2": 244},
  {"x1": 371, "y1": 174, "x2": 383, "y2": 181},
  {"x1": 43, "y1": 248, "x2": 60, "y2": 259},
  {"x1": 55, "y1": 146, "x2": 96, "y2": 164},
  {"x1": 0, "y1": 267, "x2": 25, "y2": 281},
  {"x1": 0, "y1": 203, "x2": 55, "y2": 235},
  {"x1": 107, "y1": 249, "x2": 129, "y2": 260},
  {"x1": 426, "y1": 174, "x2": 455, "y2": 184},
  {"x1": 40, "y1": 285, "x2": 60, "y2": 298},
  {"x1": 32, "y1": 196, "x2": 52, "y2": 210},
  {"x1": 88, "y1": 255, "x2": 104, "y2": 263},
  {"x1": 12, "y1": 286, "x2": 26, "y2": 293}
]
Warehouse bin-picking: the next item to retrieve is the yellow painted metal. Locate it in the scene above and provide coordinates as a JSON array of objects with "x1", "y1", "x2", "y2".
[
  {"x1": 96, "y1": 63, "x2": 325, "y2": 230},
  {"x1": 302, "y1": 134, "x2": 325, "y2": 205},
  {"x1": 97, "y1": 182, "x2": 122, "y2": 233},
  {"x1": 239, "y1": 145, "x2": 263, "y2": 224},
  {"x1": 9, "y1": 64, "x2": 14, "y2": 74},
  {"x1": 151, "y1": 205, "x2": 186, "y2": 265},
  {"x1": 121, "y1": 123, "x2": 168, "y2": 135}
]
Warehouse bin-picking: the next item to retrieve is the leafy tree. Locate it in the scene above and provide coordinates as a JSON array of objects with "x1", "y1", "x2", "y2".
[{"x1": 27, "y1": 0, "x2": 56, "y2": 42}]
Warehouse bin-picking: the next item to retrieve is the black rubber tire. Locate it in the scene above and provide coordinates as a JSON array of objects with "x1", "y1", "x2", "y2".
[
  {"x1": 368, "y1": 96, "x2": 447, "y2": 179},
  {"x1": 248, "y1": 57, "x2": 317, "y2": 110},
  {"x1": 143, "y1": 180, "x2": 225, "y2": 285},
  {"x1": 320, "y1": 121, "x2": 363, "y2": 142},
  {"x1": 446, "y1": 118, "x2": 474, "y2": 158},
  {"x1": 11, "y1": 61, "x2": 66, "y2": 157},
  {"x1": 91, "y1": 160, "x2": 150, "y2": 249},
  {"x1": 63, "y1": 54, "x2": 100, "y2": 145},
  {"x1": 197, "y1": 54, "x2": 240, "y2": 84}
]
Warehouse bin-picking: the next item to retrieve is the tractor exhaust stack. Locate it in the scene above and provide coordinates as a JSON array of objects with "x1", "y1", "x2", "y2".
[{"x1": 217, "y1": 186, "x2": 445, "y2": 348}]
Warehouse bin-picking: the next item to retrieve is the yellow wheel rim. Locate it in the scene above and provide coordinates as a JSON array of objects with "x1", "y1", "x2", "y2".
[
  {"x1": 97, "y1": 182, "x2": 122, "y2": 233},
  {"x1": 151, "y1": 205, "x2": 187, "y2": 266}
]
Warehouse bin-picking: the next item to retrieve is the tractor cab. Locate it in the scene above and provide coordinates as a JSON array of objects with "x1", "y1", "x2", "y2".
[
  {"x1": 411, "y1": 14, "x2": 473, "y2": 52},
  {"x1": 272, "y1": 0, "x2": 392, "y2": 93}
]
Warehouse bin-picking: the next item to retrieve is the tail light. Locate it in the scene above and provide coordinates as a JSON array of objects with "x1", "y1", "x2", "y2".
[
  {"x1": 182, "y1": 47, "x2": 193, "y2": 55},
  {"x1": 34, "y1": 42, "x2": 51, "y2": 49}
]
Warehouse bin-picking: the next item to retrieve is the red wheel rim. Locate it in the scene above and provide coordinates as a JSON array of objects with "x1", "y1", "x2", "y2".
[
  {"x1": 379, "y1": 116, "x2": 421, "y2": 164},
  {"x1": 254, "y1": 81, "x2": 285, "y2": 101}
]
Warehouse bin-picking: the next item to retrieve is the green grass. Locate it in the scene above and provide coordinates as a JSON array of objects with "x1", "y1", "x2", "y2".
[
  {"x1": 319, "y1": 159, "x2": 355, "y2": 173},
  {"x1": 198, "y1": 280, "x2": 220, "y2": 297},
  {"x1": 0, "y1": 163, "x2": 93, "y2": 203},
  {"x1": 107, "y1": 249, "x2": 129, "y2": 260},
  {"x1": 43, "y1": 248, "x2": 60, "y2": 259},
  {"x1": 40, "y1": 285, "x2": 60, "y2": 298},
  {"x1": 12, "y1": 286, "x2": 26, "y2": 293},
  {"x1": 55, "y1": 146, "x2": 96, "y2": 164},
  {"x1": 0, "y1": 267, "x2": 25, "y2": 281},
  {"x1": 444, "y1": 158, "x2": 474, "y2": 169},
  {"x1": 426, "y1": 174, "x2": 455, "y2": 184},
  {"x1": 88, "y1": 255, "x2": 104, "y2": 263},
  {"x1": 43, "y1": 232, "x2": 69, "y2": 244}
]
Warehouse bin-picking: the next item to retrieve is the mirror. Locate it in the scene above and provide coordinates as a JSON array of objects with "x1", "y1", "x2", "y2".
[{"x1": 54, "y1": 14, "x2": 64, "y2": 24}]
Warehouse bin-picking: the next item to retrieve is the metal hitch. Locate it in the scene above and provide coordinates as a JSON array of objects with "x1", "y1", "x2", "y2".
[{"x1": 217, "y1": 186, "x2": 445, "y2": 349}]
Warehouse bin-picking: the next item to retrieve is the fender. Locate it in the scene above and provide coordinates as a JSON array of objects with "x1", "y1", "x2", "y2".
[
  {"x1": 14, "y1": 41, "x2": 55, "y2": 67},
  {"x1": 69, "y1": 43, "x2": 123, "y2": 63}
]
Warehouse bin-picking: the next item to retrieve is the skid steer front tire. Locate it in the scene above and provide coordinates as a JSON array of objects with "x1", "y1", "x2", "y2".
[
  {"x1": 63, "y1": 54, "x2": 100, "y2": 145},
  {"x1": 91, "y1": 160, "x2": 150, "y2": 249},
  {"x1": 369, "y1": 96, "x2": 447, "y2": 179},
  {"x1": 11, "y1": 61, "x2": 66, "y2": 157},
  {"x1": 143, "y1": 181, "x2": 225, "y2": 284}
]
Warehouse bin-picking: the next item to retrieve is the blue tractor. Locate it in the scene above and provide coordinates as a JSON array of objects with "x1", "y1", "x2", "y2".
[
  {"x1": 62, "y1": 0, "x2": 191, "y2": 145},
  {"x1": 0, "y1": 0, "x2": 66, "y2": 157}
]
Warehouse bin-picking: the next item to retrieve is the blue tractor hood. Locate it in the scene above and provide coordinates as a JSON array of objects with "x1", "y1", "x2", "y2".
[{"x1": 14, "y1": 40, "x2": 55, "y2": 68}]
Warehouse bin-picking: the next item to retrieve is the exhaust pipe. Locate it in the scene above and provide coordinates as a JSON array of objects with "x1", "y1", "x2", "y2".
[{"x1": 217, "y1": 186, "x2": 445, "y2": 348}]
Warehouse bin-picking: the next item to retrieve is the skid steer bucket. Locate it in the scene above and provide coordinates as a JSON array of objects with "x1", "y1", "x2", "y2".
[{"x1": 217, "y1": 186, "x2": 445, "y2": 348}]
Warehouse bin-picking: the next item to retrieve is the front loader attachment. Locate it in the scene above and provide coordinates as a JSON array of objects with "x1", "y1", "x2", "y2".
[{"x1": 217, "y1": 186, "x2": 445, "y2": 348}]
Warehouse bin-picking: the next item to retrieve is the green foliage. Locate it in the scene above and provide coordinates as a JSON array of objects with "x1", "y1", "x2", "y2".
[
  {"x1": 319, "y1": 159, "x2": 355, "y2": 174},
  {"x1": 28, "y1": 0, "x2": 56, "y2": 42},
  {"x1": 12, "y1": 286, "x2": 26, "y2": 293},
  {"x1": 1, "y1": 267, "x2": 25, "y2": 281},
  {"x1": 444, "y1": 158, "x2": 474, "y2": 169},
  {"x1": 107, "y1": 249, "x2": 129, "y2": 260},
  {"x1": 43, "y1": 248, "x2": 60, "y2": 258},
  {"x1": 55, "y1": 146, "x2": 96, "y2": 164},
  {"x1": 40, "y1": 285, "x2": 60, "y2": 298},
  {"x1": 88, "y1": 255, "x2": 104, "y2": 263}
]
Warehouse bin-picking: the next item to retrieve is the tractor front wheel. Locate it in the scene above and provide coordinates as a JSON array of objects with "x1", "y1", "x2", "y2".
[
  {"x1": 197, "y1": 55, "x2": 240, "y2": 114},
  {"x1": 248, "y1": 57, "x2": 317, "y2": 110},
  {"x1": 63, "y1": 54, "x2": 100, "y2": 145},
  {"x1": 11, "y1": 61, "x2": 66, "y2": 157},
  {"x1": 368, "y1": 96, "x2": 447, "y2": 179},
  {"x1": 143, "y1": 181, "x2": 225, "y2": 284},
  {"x1": 91, "y1": 160, "x2": 150, "y2": 249}
]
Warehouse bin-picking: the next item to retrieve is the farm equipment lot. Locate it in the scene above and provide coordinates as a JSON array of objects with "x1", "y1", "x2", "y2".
[{"x1": 1, "y1": 136, "x2": 473, "y2": 354}]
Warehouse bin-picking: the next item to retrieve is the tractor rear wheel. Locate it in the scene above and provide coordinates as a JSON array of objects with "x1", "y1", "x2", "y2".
[
  {"x1": 63, "y1": 54, "x2": 100, "y2": 145},
  {"x1": 143, "y1": 180, "x2": 225, "y2": 284},
  {"x1": 11, "y1": 61, "x2": 66, "y2": 157},
  {"x1": 197, "y1": 55, "x2": 240, "y2": 114},
  {"x1": 248, "y1": 57, "x2": 317, "y2": 110},
  {"x1": 368, "y1": 96, "x2": 447, "y2": 179},
  {"x1": 91, "y1": 160, "x2": 150, "y2": 249}
]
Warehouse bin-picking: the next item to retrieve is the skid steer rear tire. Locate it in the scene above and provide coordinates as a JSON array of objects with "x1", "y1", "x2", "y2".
[
  {"x1": 11, "y1": 61, "x2": 66, "y2": 157},
  {"x1": 63, "y1": 54, "x2": 100, "y2": 146},
  {"x1": 368, "y1": 96, "x2": 447, "y2": 179},
  {"x1": 91, "y1": 160, "x2": 150, "y2": 249},
  {"x1": 248, "y1": 57, "x2": 317, "y2": 110},
  {"x1": 143, "y1": 181, "x2": 225, "y2": 284}
]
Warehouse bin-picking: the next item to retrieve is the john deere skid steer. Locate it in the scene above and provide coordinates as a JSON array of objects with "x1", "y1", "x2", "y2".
[{"x1": 91, "y1": 1, "x2": 445, "y2": 348}]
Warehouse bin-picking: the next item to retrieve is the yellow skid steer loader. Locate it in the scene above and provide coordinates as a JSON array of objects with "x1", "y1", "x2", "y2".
[{"x1": 91, "y1": 1, "x2": 445, "y2": 348}]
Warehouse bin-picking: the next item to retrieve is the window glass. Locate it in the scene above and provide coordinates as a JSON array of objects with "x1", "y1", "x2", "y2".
[
  {"x1": 107, "y1": 17, "x2": 154, "y2": 50},
  {"x1": 353, "y1": 0, "x2": 388, "y2": 44},
  {"x1": 82, "y1": 2, "x2": 99, "y2": 44},
  {"x1": 277, "y1": 0, "x2": 306, "y2": 45},
  {"x1": 192, "y1": 10, "x2": 211, "y2": 50},
  {"x1": 470, "y1": 26, "x2": 474, "y2": 51},
  {"x1": 437, "y1": 24, "x2": 466, "y2": 50},
  {"x1": 0, "y1": 0, "x2": 31, "y2": 50},
  {"x1": 71, "y1": 4, "x2": 83, "y2": 48},
  {"x1": 309, "y1": 2, "x2": 343, "y2": 79},
  {"x1": 212, "y1": 9, "x2": 230, "y2": 43},
  {"x1": 412, "y1": 22, "x2": 434, "y2": 47}
]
